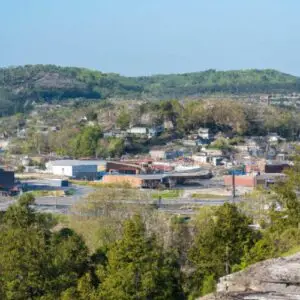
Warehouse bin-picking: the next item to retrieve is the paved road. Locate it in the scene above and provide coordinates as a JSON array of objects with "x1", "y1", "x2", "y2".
[
  {"x1": 0, "y1": 185, "x2": 93, "y2": 212},
  {"x1": 0, "y1": 180, "x2": 240, "y2": 214}
]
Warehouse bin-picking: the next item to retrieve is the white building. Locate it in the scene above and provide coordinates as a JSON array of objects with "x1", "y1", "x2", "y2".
[
  {"x1": 46, "y1": 160, "x2": 103, "y2": 180},
  {"x1": 198, "y1": 128, "x2": 212, "y2": 140},
  {"x1": 127, "y1": 127, "x2": 148, "y2": 135},
  {"x1": 127, "y1": 126, "x2": 158, "y2": 138},
  {"x1": 192, "y1": 153, "x2": 209, "y2": 164},
  {"x1": 267, "y1": 133, "x2": 280, "y2": 144}
]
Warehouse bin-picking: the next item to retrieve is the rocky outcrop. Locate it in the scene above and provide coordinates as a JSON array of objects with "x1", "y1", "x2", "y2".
[{"x1": 199, "y1": 253, "x2": 300, "y2": 300}]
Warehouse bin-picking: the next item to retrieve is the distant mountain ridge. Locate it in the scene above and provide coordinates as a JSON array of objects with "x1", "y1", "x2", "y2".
[{"x1": 0, "y1": 65, "x2": 300, "y2": 114}]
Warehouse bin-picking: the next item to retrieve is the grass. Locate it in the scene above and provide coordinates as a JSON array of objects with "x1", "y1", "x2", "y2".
[
  {"x1": 281, "y1": 245, "x2": 300, "y2": 257},
  {"x1": 64, "y1": 188, "x2": 76, "y2": 196},
  {"x1": 151, "y1": 189, "x2": 182, "y2": 200},
  {"x1": 70, "y1": 180, "x2": 134, "y2": 189},
  {"x1": 191, "y1": 193, "x2": 227, "y2": 199},
  {"x1": 30, "y1": 190, "x2": 65, "y2": 197}
]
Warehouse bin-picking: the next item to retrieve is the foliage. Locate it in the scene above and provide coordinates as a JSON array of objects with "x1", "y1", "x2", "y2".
[
  {"x1": 2, "y1": 65, "x2": 300, "y2": 115},
  {"x1": 72, "y1": 126, "x2": 103, "y2": 158},
  {"x1": 151, "y1": 189, "x2": 182, "y2": 199},
  {"x1": 97, "y1": 215, "x2": 185, "y2": 299},
  {"x1": 116, "y1": 110, "x2": 131, "y2": 130},
  {"x1": 188, "y1": 203, "x2": 258, "y2": 297},
  {"x1": 4, "y1": 161, "x2": 300, "y2": 298},
  {"x1": 0, "y1": 194, "x2": 89, "y2": 299}
]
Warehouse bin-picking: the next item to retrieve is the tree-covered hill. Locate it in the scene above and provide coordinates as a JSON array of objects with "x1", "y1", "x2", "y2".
[{"x1": 0, "y1": 65, "x2": 300, "y2": 114}]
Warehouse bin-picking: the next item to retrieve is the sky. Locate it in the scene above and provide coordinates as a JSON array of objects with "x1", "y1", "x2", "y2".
[{"x1": 1, "y1": 0, "x2": 300, "y2": 76}]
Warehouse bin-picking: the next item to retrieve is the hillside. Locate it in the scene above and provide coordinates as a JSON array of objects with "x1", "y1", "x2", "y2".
[{"x1": 0, "y1": 64, "x2": 300, "y2": 115}]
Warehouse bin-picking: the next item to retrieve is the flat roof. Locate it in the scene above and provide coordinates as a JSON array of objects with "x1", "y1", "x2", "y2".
[
  {"x1": 49, "y1": 160, "x2": 106, "y2": 166},
  {"x1": 105, "y1": 171, "x2": 211, "y2": 180},
  {"x1": 136, "y1": 174, "x2": 165, "y2": 180},
  {"x1": 256, "y1": 173, "x2": 286, "y2": 180}
]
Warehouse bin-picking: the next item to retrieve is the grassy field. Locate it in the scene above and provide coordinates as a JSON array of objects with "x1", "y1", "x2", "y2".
[
  {"x1": 151, "y1": 190, "x2": 182, "y2": 200},
  {"x1": 282, "y1": 245, "x2": 300, "y2": 257},
  {"x1": 29, "y1": 190, "x2": 65, "y2": 197},
  {"x1": 191, "y1": 193, "x2": 227, "y2": 199},
  {"x1": 70, "y1": 180, "x2": 133, "y2": 189}
]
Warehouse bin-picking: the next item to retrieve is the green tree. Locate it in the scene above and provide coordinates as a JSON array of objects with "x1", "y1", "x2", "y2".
[
  {"x1": 189, "y1": 203, "x2": 257, "y2": 296},
  {"x1": 0, "y1": 194, "x2": 92, "y2": 299},
  {"x1": 73, "y1": 126, "x2": 103, "y2": 158},
  {"x1": 97, "y1": 215, "x2": 185, "y2": 300},
  {"x1": 0, "y1": 194, "x2": 54, "y2": 299},
  {"x1": 48, "y1": 228, "x2": 90, "y2": 296},
  {"x1": 116, "y1": 110, "x2": 131, "y2": 130}
]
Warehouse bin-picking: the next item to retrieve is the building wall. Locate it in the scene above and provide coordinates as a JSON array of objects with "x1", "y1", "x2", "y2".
[
  {"x1": 150, "y1": 150, "x2": 165, "y2": 159},
  {"x1": 128, "y1": 127, "x2": 148, "y2": 134},
  {"x1": 52, "y1": 165, "x2": 73, "y2": 177},
  {"x1": 72, "y1": 165, "x2": 98, "y2": 180},
  {"x1": 0, "y1": 171, "x2": 15, "y2": 189},
  {"x1": 192, "y1": 155, "x2": 208, "y2": 163},
  {"x1": 102, "y1": 175, "x2": 143, "y2": 187},
  {"x1": 224, "y1": 175, "x2": 256, "y2": 187},
  {"x1": 52, "y1": 164, "x2": 97, "y2": 180},
  {"x1": 265, "y1": 164, "x2": 290, "y2": 173},
  {"x1": 106, "y1": 162, "x2": 141, "y2": 174}
]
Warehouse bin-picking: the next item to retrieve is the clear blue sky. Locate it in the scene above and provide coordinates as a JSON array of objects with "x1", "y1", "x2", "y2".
[{"x1": 1, "y1": 0, "x2": 299, "y2": 76}]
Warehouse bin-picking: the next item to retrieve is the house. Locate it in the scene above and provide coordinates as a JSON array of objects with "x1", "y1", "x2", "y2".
[
  {"x1": 182, "y1": 140, "x2": 198, "y2": 147},
  {"x1": 267, "y1": 133, "x2": 283, "y2": 144},
  {"x1": 192, "y1": 153, "x2": 209, "y2": 164},
  {"x1": 163, "y1": 120, "x2": 174, "y2": 130},
  {"x1": 17, "y1": 128, "x2": 27, "y2": 138},
  {"x1": 264, "y1": 160, "x2": 291, "y2": 173},
  {"x1": 127, "y1": 126, "x2": 160, "y2": 138},
  {"x1": 50, "y1": 126, "x2": 60, "y2": 132},
  {"x1": 266, "y1": 146, "x2": 277, "y2": 159},
  {"x1": 198, "y1": 128, "x2": 212, "y2": 140},
  {"x1": 192, "y1": 149, "x2": 224, "y2": 166},
  {"x1": 149, "y1": 149, "x2": 184, "y2": 160},
  {"x1": 127, "y1": 127, "x2": 148, "y2": 135},
  {"x1": 103, "y1": 130, "x2": 127, "y2": 139}
]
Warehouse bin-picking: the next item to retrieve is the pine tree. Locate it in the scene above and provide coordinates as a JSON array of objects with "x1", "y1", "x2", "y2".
[{"x1": 98, "y1": 215, "x2": 185, "y2": 299}]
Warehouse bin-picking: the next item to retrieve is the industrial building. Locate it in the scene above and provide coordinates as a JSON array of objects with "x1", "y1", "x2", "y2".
[
  {"x1": 0, "y1": 169, "x2": 15, "y2": 190},
  {"x1": 46, "y1": 160, "x2": 105, "y2": 180},
  {"x1": 102, "y1": 170, "x2": 212, "y2": 188}
]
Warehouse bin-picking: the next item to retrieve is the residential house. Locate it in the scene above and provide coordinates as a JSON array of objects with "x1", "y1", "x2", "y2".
[
  {"x1": 198, "y1": 127, "x2": 212, "y2": 140},
  {"x1": 267, "y1": 133, "x2": 282, "y2": 144},
  {"x1": 127, "y1": 126, "x2": 159, "y2": 138},
  {"x1": 149, "y1": 149, "x2": 184, "y2": 160}
]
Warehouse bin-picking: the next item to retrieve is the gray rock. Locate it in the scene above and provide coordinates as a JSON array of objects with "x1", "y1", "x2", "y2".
[{"x1": 198, "y1": 253, "x2": 300, "y2": 300}]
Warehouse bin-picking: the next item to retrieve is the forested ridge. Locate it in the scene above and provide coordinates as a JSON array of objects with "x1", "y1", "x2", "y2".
[{"x1": 1, "y1": 65, "x2": 300, "y2": 106}]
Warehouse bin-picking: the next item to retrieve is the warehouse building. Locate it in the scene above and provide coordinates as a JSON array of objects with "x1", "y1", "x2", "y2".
[
  {"x1": 46, "y1": 160, "x2": 104, "y2": 180},
  {"x1": 0, "y1": 169, "x2": 15, "y2": 190}
]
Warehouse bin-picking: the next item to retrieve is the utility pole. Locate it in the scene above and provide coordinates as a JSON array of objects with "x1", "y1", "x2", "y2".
[{"x1": 232, "y1": 171, "x2": 236, "y2": 200}]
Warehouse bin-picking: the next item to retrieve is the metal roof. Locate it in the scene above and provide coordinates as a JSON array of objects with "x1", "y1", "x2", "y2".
[{"x1": 48, "y1": 160, "x2": 106, "y2": 166}]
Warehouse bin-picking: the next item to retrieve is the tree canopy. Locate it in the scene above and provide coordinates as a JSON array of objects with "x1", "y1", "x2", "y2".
[{"x1": 1, "y1": 65, "x2": 300, "y2": 115}]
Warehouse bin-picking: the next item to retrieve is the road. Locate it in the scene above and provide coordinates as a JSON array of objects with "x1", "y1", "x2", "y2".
[
  {"x1": 0, "y1": 194, "x2": 239, "y2": 214},
  {"x1": 0, "y1": 179, "x2": 239, "y2": 214},
  {"x1": 0, "y1": 185, "x2": 93, "y2": 213}
]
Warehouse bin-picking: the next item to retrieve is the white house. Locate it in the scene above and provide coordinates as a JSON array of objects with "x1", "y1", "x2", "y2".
[
  {"x1": 267, "y1": 133, "x2": 280, "y2": 144},
  {"x1": 192, "y1": 153, "x2": 209, "y2": 164},
  {"x1": 198, "y1": 128, "x2": 212, "y2": 140},
  {"x1": 127, "y1": 127, "x2": 158, "y2": 138},
  {"x1": 127, "y1": 127, "x2": 148, "y2": 135}
]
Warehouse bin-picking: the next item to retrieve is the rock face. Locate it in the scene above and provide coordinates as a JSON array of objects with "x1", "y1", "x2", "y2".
[{"x1": 199, "y1": 253, "x2": 300, "y2": 300}]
